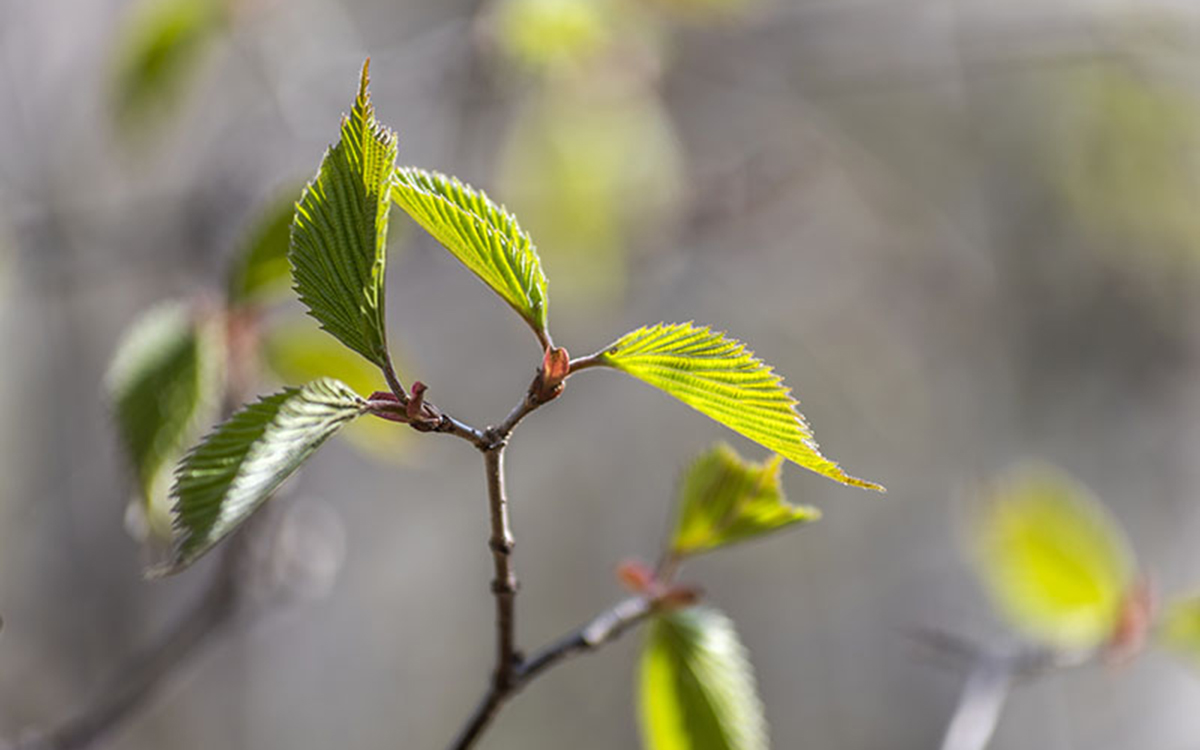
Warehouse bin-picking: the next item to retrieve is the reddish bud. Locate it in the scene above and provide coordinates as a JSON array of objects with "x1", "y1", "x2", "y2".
[
  {"x1": 1106, "y1": 576, "x2": 1156, "y2": 664},
  {"x1": 617, "y1": 559, "x2": 656, "y2": 594},
  {"x1": 406, "y1": 381, "x2": 428, "y2": 421},
  {"x1": 532, "y1": 347, "x2": 570, "y2": 403}
]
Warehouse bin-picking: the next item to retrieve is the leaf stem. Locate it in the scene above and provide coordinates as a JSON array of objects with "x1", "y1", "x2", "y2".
[{"x1": 565, "y1": 352, "x2": 605, "y2": 374}]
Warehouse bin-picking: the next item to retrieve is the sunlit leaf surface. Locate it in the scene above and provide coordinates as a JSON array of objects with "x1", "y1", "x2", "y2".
[{"x1": 597, "y1": 322, "x2": 883, "y2": 490}]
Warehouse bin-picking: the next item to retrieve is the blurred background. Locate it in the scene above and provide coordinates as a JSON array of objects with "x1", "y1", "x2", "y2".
[{"x1": 3, "y1": 0, "x2": 1200, "y2": 747}]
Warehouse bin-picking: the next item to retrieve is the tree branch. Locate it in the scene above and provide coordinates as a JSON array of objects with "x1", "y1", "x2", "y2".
[{"x1": 448, "y1": 596, "x2": 653, "y2": 750}]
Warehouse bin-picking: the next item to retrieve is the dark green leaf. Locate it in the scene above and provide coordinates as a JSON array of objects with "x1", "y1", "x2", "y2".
[
  {"x1": 597, "y1": 322, "x2": 883, "y2": 491},
  {"x1": 392, "y1": 166, "x2": 550, "y2": 341},
  {"x1": 639, "y1": 607, "x2": 768, "y2": 750},
  {"x1": 291, "y1": 60, "x2": 397, "y2": 368},
  {"x1": 159, "y1": 378, "x2": 367, "y2": 575},
  {"x1": 106, "y1": 301, "x2": 224, "y2": 539},
  {"x1": 671, "y1": 443, "x2": 818, "y2": 557}
]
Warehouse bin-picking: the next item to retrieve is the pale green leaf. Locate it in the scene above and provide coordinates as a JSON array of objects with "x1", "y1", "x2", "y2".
[
  {"x1": 392, "y1": 166, "x2": 549, "y2": 339},
  {"x1": 160, "y1": 378, "x2": 367, "y2": 574},
  {"x1": 597, "y1": 323, "x2": 882, "y2": 491},
  {"x1": 263, "y1": 318, "x2": 411, "y2": 460},
  {"x1": 228, "y1": 189, "x2": 301, "y2": 305},
  {"x1": 106, "y1": 301, "x2": 225, "y2": 540},
  {"x1": 639, "y1": 607, "x2": 768, "y2": 750},
  {"x1": 972, "y1": 463, "x2": 1135, "y2": 650},
  {"x1": 1159, "y1": 596, "x2": 1200, "y2": 669},
  {"x1": 291, "y1": 61, "x2": 397, "y2": 368},
  {"x1": 671, "y1": 443, "x2": 818, "y2": 557},
  {"x1": 111, "y1": 0, "x2": 226, "y2": 131}
]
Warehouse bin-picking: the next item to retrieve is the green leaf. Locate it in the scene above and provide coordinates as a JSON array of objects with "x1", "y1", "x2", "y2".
[
  {"x1": 392, "y1": 166, "x2": 550, "y2": 340},
  {"x1": 262, "y1": 318, "x2": 411, "y2": 460},
  {"x1": 639, "y1": 607, "x2": 768, "y2": 750},
  {"x1": 972, "y1": 463, "x2": 1135, "y2": 650},
  {"x1": 596, "y1": 322, "x2": 882, "y2": 491},
  {"x1": 110, "y1": 0, "x2": 227, "y2": 132},
  {"x1": 228, "y1": 189, "x2": 302, "y2": 306},
  {"x1": 105, "y1": 301, "x2": 225, "y2": 540},
  {"x1": 671, "y1": 443, "x2": 818, "y2": 557},
  {"x1": 160, "y1": 378, "x2": 367, "y2": 574},
  {"x1": 1159, "y1": 596, "x2": 1200, "y2": 669},
  {"x1": 290, "y1": 60, "x2": 397, "y2": 369}
]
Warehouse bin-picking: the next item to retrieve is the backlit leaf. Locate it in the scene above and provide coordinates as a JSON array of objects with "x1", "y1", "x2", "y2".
[
  {"x1": 392, "y1": 166, "x2": 550, "y2": 341},
  {"x1": 291, "y1": 60, "x2": 397, "y2": 368},
  {"x1": 972, "y1": 463, "x2": 1135, "y2": 650},
  {"x1": 106, "y1": 301, "x2": 224, "y2": 540},
  {"x1": 160, "y1": 378, "x2": 367, "y2": 574},
  {"x1": 639, "y1": 607, "x2": 767, "y2": 750},
  {"x1": 671, "y1": 443, "x2": 818, "y2": 557},
  {"x1": 595, "y1": 322, "x2": 882, "y2": 491},
  {"x1": 263, "y1": 318, "x2": 410, "y2": 460}
]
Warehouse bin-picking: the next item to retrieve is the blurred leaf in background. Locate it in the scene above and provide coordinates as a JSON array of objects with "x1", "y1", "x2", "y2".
[
  {"x1": 492, "y1": 0, "x2": 615, "y2": 73},
  {"x1": 110, "y1": 0, "x2": 230, "y2": 134},
  {"x1": 670, "y1": 444, "x2": 819, "y2": 558},
  {"x1": 489, "y1": 0, "x2": 682, "y2": 307},
  {"x1": 971, "y1": 463, "x2": 1135, "y2": 651},
  {"x1": 1158, "y1": 596, "x2": 1200, "y2": 669},
  {"x1": 639, "y1": 606, "x2": 768, "y2": 750},
  {"x1": 106, "y1": 301, "x2": 226, "y2": 543},
  {"x1": 1052, "y1": 60, "x2": 1200, "y2": 266},
  {"x1": 499, "y1": 86, "x2": 682, "y2": 305},
  {"x1": 262, "y1": 317, "x2": 412, "y2": 461},
  {"x1": 228, "y1": 188, "x2": 301, "y2": 307}
]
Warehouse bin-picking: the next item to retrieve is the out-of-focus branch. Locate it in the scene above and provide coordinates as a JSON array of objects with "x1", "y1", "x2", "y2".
[
  {"x1": 911, "y1": 628, "x2": 1096, "y2": 750},
  {"x1": 10, "y1": 545, "x2": 245, "y2": 750}
]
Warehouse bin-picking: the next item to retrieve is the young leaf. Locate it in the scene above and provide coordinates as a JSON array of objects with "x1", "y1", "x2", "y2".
[
  {"x1": 671, "y1": 443, "x2": 818, "y2": 557},
  {"x1": 160, "y1": 378, "x2": 367, "y2": 574},
  {"x1": 263, "y1": 319, "x2": 411, "y2": 460},
  {"x1": 228, "y1": 189, "x2": 301, "y2": 306},
  {"x1": 639, "y1": 607, "x2": 768, "y2": 750},
  {"x1": 106, "y1": 301, "x2": 224, "y2": 540},
  {"x1": 595, "y1": 322, "x2": 882, "y2": 491},
  {"x1": 972, "y1": 463, "x2": 1135, "y2": 650},
  {"x1": 291, "y1": 60, "x2": 397, "y2": 369},
  {"x1": 392, "y1": 166, "x2": 550, "y2": 341},
  {"x1": 1159, "y1": 596, "x2": 1200, "y2": 669}
]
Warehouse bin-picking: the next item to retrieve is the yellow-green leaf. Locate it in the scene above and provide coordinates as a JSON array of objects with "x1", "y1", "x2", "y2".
[
  {"x1": 291, "y1": 60, "x2": 397, "y2": 369},
  {"x1": 671, "y1": 444, "x2": 818, "y2": 557},
  {"x1": 595, "y1": 322, "x2": 882, "y2": 491},
  {"x1": 392, "y1": 166, "x2": 549, "y2": 341},
  {"x1": 639, "y1": 607, "x2": 767, "y2": 750},
  {"x1": 160, "y1": 378, "x2": 367, "y2": 575},
  {"x1": 105, "y1": 301, "x2": 225, "y2": 541},
  {"x1": 972, "y1": 463, "x2": 1135, "y2": 650},
  {"x1": 262, "y1": 318, "x2": 410, "y2": 460}
]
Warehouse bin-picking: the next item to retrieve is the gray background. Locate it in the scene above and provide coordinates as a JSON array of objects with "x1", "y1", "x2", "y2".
[{"x1": 3, "y1": 0, "x2": 1200, "y2": 748}]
